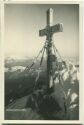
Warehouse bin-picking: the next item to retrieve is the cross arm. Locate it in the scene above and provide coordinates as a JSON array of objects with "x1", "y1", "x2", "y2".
[
  {"x1": 51, "y1": 23, "x2": 63, "y2": 33},
  {"x1": 39, "y1": 28, "x2": 47, "y2": 37},
  {"x1": 39, "y1": 23, "x2": 63, "y2": 37}
]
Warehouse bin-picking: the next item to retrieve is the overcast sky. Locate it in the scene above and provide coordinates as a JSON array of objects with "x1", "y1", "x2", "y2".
[{"x1": 5, "y1": 4, "x2": 79, "y2": 59}]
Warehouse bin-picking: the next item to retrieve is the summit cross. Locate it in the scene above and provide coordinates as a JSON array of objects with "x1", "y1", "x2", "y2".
[{"x1": 39, "y1": 8, "x2": 63, "y2": 88}]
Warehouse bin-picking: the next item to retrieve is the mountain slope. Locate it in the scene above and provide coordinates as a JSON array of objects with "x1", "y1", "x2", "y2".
[{"x1": 5, "y1": 58, "x2": 79, "y2": 120}]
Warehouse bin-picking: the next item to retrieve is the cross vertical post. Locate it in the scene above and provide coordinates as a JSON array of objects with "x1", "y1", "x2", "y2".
[
  {"x1": 39, "y1": 8, "x2": 63, "y2": 89},
  {"x1": 46, "y1": 8, "x2": 53, "y2": 88},
  {"x1": 47, "y1": 8, "x2": 53, "y2": 26}
]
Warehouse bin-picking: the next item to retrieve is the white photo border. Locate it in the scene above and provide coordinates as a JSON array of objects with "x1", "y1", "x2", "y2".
[{"x1": 0, "y1": 0, "x2": 84, "y2": 124}]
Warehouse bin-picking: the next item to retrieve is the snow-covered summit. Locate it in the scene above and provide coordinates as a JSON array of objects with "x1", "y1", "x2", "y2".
[{"x1": 5, "y1": 66, "x2": 26, "y2": 72}]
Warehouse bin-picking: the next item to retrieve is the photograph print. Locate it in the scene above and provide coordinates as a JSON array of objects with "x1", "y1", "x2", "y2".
[{"x1": 5, "y1": 4, "x2": 79, "y2": 120}]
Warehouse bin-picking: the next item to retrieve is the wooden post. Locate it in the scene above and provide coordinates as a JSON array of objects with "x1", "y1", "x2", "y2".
[
  {"x1": 46, "y1": 8, "x2": 53, "y2": 88},
  {"x1": 39, "y1": 8, "x2": 63, "y2": 89},
  {"x1": 47, "y1": 8, "x2": 53, "y2": 26}
]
